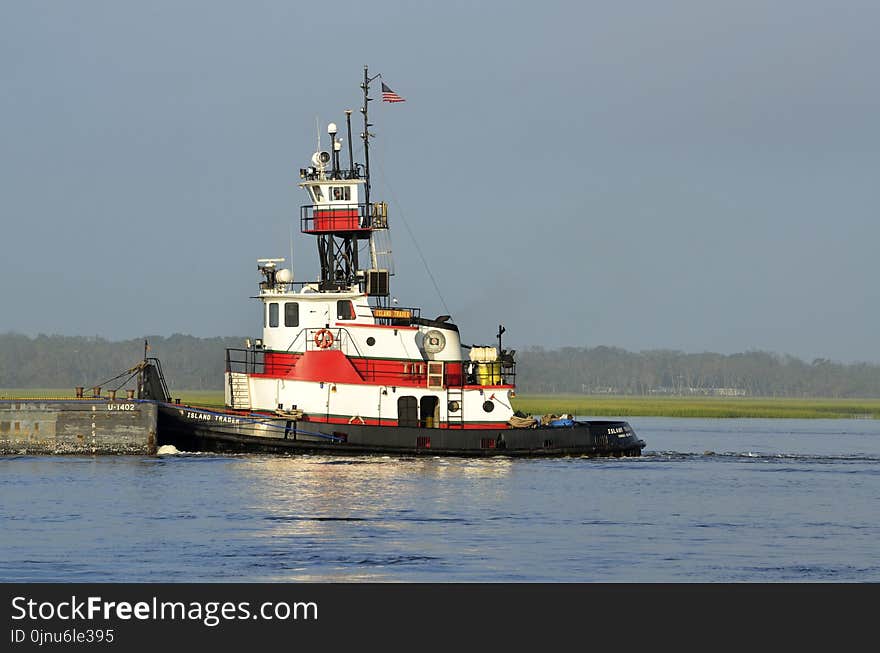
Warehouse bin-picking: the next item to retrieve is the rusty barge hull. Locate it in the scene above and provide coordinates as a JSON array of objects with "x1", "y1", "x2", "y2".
[{"x1": 0, "y1": 399, "x2": 158, "y2": 455}]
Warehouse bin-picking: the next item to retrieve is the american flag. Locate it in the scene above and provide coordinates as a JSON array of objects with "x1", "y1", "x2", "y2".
[{"x1": 381, "y1": 82, "x2": 405, "y2": 103}]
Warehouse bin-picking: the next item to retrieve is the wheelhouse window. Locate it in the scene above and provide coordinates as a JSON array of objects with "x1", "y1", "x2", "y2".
[
  {"x1": 310, "y1": 186, "x2": 324, "y2": 202},
  {"x1": 268, "y1": 302, "x2": 279, "y2": 328},
  {"x1": 331, "y1": 186, "x2": 351, "y2": 202},
  {"x1": 284, "y1": 302, "x2": 299, "y2": 327},
  {"x1": 337, "y1": 300, "x2": 355, "y2": 320}
]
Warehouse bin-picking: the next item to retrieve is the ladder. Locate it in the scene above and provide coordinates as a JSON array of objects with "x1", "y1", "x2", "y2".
[
  {"x1": 447, "y1": 385, "x2": 463, "y2": 429},
  {"x1": 228, "y1": 372, "x2": 251, "y2": 410}
]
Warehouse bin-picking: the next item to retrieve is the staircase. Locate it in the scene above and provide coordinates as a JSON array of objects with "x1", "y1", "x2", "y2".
[{"x1": 228, "y1": 372, "x2": 251, "y2": 410}]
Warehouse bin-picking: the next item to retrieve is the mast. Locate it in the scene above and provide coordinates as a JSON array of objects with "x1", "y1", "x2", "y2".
[
  {"x1": 299, "y1": 67, "x2": 390, "y2": 296},
  {"x1": 361, "y1": 66, "x2": 384, "y2": 279},
  {"x1": 361, "y1": 65, "x2": 381, "y2": 213}
]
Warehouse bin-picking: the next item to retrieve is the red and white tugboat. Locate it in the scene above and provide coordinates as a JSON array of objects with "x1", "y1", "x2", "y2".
[{"x1": 154, "y1": 68, "x2": 645, "y2": 457}]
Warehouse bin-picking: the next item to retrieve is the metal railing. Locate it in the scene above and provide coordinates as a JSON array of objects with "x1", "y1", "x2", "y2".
[
  {"x1": 225, "y1": 328, "x2": 366, "y2": 374},
  {"x1": 300, "y1": 203, "x2": 388, "y2": 233},
  {"x1": 300, "y1": 169, "x2": 362, "y2": 182},
  {"x1": 226, "y1": 348, "x2": 266, "y2": 375},
  {"x1": 225, "y1": 341, "x2": 516, "y2": 386},
  {"x1": 371, "y1": 305, "x2": 421, "y2": 327},
  {"x1": 301, "y1": 327, "x2": 364, "y2": 356},
  {"x1": 458, "y1": 360, "x2": 516, "y2": 387}
]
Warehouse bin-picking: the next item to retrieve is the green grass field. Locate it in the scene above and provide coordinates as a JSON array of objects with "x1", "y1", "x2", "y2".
[
  {"x1": 4, "y1": 388, "x2": 879, "y2": 419},
  {"x1": 511, "y1": 394, "x2": 880, "y2": 419}
]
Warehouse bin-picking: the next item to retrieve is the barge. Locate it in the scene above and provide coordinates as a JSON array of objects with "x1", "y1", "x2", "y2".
[{"x1": 0, "y1": 396, "x2": 157, "y2": 455}]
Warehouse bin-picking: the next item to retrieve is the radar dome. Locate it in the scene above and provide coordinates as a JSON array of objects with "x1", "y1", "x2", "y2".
[{"x1": 276, "y1": 268, "x2": 293, "y2": 283}]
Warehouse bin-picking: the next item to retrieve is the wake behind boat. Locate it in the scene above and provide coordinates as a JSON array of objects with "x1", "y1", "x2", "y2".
[{"x1": 153, "y1": 68, "x2": 645, "y2": 457}]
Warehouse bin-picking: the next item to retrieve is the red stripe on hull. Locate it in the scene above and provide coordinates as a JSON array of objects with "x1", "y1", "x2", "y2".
[
  {"x1": 301, "y1": 414, "x2": 510, "y2": 430},
  {"x1": 332, "y1": 322, "x2": 419, "y2": 331},
  {"x1": 257, "y1": 351, "x2": 474, "y2": 388},
  {"x1": 256, "y1": 350, "x2": 364, "y2": 384}
]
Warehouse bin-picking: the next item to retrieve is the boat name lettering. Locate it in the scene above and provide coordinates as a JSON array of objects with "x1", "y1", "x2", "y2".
[
  {"x1": 107, "y1": 403, "x2": 136, "y2": 411},
  {"x1": 607, "y1": 426, "x2": 627, "y2": 436},
  {"x1": 373, "y1": 308, "x2": 412, "y2": 319},
  {"x1": 185, "y1": 411, "x2": 243, "y2": 424}
]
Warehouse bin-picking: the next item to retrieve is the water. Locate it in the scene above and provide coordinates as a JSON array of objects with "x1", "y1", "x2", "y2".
[{"x1": 2, "y1": 418, "x2": 879, "y2": 582}]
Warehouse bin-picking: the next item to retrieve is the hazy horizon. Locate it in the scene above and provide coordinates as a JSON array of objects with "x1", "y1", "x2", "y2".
[
  {"x1": 2, "y1": 1, "x2": 878, "y2": 363},
  {"x1": 2, "y1": 329, "x2": 877, "y2": 367}
]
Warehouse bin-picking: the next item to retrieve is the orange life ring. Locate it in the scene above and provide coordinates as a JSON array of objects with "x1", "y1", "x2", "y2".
[{"x1": 314, "y1": 328, "x2": 334, "y2": 349}]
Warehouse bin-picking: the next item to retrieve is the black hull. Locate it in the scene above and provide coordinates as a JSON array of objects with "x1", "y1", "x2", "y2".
[{"x1": 156, "y1": 403, "x2": 645, "y2": 458}]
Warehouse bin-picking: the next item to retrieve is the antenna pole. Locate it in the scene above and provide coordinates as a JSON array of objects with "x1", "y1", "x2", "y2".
[
  {"x1": 345, "y1": 109, "x2": 354, "y2": 177},
  {"x1": 361, "y1": 65, "x2": 379, "y2": 211}
]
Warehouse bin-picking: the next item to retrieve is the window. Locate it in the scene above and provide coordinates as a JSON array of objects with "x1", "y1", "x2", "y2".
[
  {"x1": 311, "y1": 186, "x2": 324, "y2": 201},
  {"x1": 427, "y1": 362, "x2": 444, "y2": 390},
  {"x1": 269, "y1": 302, "x2": 279, "y2": 328},
  {"x1": 284, "y1": 302, "x2": 299, "y2": 327},
  {"x1": 330, "y1": 186, "x2": 351, "y2": 202},
  {"x1": 337, "y1": 300, "x2": 355, "y2": 320}
]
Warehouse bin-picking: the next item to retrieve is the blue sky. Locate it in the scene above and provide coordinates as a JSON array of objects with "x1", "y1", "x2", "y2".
[{"x1": 1, "y1": 1, "x2": 878, "y2": 362}]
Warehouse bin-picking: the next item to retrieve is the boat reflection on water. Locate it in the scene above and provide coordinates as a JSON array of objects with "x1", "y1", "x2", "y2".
[{"x1": 186, "y1": 454, "x2": 517, "y2": 581}]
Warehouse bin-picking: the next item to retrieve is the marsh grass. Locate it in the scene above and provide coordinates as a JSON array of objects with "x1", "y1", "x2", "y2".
[
  {"x1": 511, "y1": 394, "x2": 880, "y2": 419},
  {"x1": 3, "y1": 389, "x2": 878, "y2": 418}
]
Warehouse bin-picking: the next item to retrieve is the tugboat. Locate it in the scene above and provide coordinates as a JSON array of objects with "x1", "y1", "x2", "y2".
[{"x1": 154, "y1": 68, "x2": 645, "y2": 457}]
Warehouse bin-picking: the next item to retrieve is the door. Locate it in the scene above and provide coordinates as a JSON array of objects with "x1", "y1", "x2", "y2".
[
  {"x1": 398, "y1": 396, "x2": 418, "y2": 428},
  {"x1": 420, "y1": 395, "x2": 439, "y2": 428}
]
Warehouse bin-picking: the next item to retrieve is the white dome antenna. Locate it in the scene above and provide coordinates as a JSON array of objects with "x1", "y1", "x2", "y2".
[{"x1": 327, "y1": 123, "x2": 342, "y2": 176}]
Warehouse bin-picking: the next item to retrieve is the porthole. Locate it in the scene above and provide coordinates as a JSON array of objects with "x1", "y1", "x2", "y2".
[
  {"x1": 482, "y1": 401, "x2": 494, "y2": 413},
  {"x1": 448, "y1": 400, "x2": 460, "y2": 413},
  {"x1": 366, "y1": 336, "x2": 376, "y2": 346}
]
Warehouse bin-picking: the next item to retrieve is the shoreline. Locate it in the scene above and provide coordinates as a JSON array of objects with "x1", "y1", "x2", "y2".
[{"x1": 4, "y1": 389, "x2": 879, "y2": 419}]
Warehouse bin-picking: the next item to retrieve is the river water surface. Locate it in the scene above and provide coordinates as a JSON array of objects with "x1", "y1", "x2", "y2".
[{"x1": 2, "y1": 418, "x2": 878, "y2": 582}]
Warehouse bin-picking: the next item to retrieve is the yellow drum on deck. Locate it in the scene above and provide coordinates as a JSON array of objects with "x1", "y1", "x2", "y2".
[{"x1": 477, "y1": 362, "x2": 502, "y2": 385}]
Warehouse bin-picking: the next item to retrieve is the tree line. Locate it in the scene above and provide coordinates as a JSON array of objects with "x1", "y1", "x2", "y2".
[
  {"x1": 2, "y1": 333, "x2": 880, "y2": 397},
  {"x1": 515, "y1": 346, "x2": 880, "y2": 397},
  {"x1": 0, "y1": 333, "x2": 243, "y2": 392}
]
